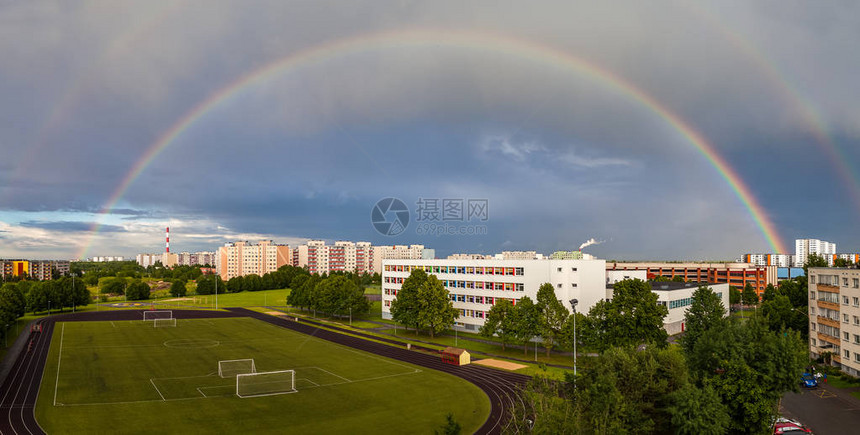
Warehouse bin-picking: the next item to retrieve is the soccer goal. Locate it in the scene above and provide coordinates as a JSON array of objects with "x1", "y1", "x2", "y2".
[
  {"x1": 219, "y1": 359, "x2": 256, "y2": 378},
  {"x1": 236, "y1": 370, "x2": 297, "y2": 398},
  {"x1": 153, "y1": 318, "x2": 177, "y2": 327},
  {"x1": 143, "y1": 310, "x2": 173, "y2": 321}
]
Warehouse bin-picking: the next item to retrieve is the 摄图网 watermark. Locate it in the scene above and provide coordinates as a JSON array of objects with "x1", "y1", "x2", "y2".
[{"x1": 371, "y1": 197, "x2": 489, "y2": 237}]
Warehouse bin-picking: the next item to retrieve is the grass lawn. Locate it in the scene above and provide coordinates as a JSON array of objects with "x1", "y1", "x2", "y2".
[
  {"x1": 825, "y1": 374, "x2": 860, "y2": 389},
  {"x1": 364, "y1": 284, "x2": 381, "y2": 295},
  {"x1": 36, "y1": 317, "x2": 489, "y2": 434},
  {"x1": 152, "y1": 288, "x2": 292, "y2": 308}
]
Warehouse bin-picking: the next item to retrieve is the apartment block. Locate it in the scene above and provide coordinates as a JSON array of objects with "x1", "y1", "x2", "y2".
[
  {"x1": 796, "y1": 239, "x2": 837, "y2": 267},
  {"x1": 809, "y1": 267, "x2": 860, "y2": 377},
  {"x1": 0, "y1": 259, "x2": 70, "y2": 281},
  {"x1": 217, "y1": 240, "x2": 291, "y2": 281},
  {"x1": 742, "y1": 254, "x2": 794, "y2": 267}
]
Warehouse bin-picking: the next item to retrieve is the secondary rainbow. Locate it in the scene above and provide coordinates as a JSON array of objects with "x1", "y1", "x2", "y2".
[
  {"x1": 77, "y1": 28, "x2": 789, "y2": 258},
  {"x1": 684, "y1": 2, "x2": 860, "y2": 214}
]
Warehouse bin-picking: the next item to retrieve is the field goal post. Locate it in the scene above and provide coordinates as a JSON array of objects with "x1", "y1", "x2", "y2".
[
  {"x1": 154, "y1": 317, "x2": 177, "y2": 327},
  {"x1": 236, "y1": 370, "x2": 297, "y2": 398},
  {"x1": 143, "y1": 310, "x2": 173, "y2": 321},
  {"x1": 219, "y1": 359, "x2": 256, "y2": 378}
]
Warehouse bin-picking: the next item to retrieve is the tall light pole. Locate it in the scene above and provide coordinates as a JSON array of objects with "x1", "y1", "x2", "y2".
[
  {"x1": 215, "y1": 275, "x2": 218, "y2": 310},
  {"x1": 569, "y1": 299, "x2": 578, "y2": 379}
]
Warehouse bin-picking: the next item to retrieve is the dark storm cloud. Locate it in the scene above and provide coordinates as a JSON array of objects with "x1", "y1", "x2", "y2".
[
  {"x1": 18, "y1": 221, "x2": 126, "y2": 233},
  {"x1": 1, "y1": 0, "x2": 859, "y2": 258}
]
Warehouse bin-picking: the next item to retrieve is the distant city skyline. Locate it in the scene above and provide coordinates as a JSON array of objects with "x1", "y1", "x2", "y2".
[{"x1": 2, "y1": 2, "x2": 859, "y2": 260}]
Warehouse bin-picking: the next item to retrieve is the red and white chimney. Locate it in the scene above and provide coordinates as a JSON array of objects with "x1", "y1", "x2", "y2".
[{"x1": 166, "y1": 227, "x2": 170, "y2": 253}]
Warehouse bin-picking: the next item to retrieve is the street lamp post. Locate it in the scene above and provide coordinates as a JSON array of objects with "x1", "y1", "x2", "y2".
[{"x1": 569, "y1": 299, "x2": 579, "y2": 379}]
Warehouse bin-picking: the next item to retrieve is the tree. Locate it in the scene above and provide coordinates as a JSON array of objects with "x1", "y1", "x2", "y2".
[
  {"x1": 804, "y1": 253, "x2": 828, "y2": 275},
  {"x1": 514, "y1": 296, "x2": 541, "y2": 355},
  {"x1": 574, "y1": 346, "x2": 690, "y2": 433},
  {"x1": 729, "y1": 286, "x2": 741, "y2": 305},
  {"x1": 671, "y1": 276, "x2": 686, "y2": 283},
  {"x1": 313, "y1": 275, "x2": 369, "y2": 318},
  {"x1": 436, "y1": 413, "x2": 461, "y2": 435},
  {"x1": 479, "y1": 299, "x2": 517, "y2": 351},
  {"x1": 243, "y1": 274, "x2": 262, "y2": 292},
  {"x1": 687, "y1": 317, "x2": 807, "y2": 433},
  {"x1": 195, "y1": 275, "x2": 222, "y2": 295},
  {"x1": 100, "y1": 277, "x2": 125, "y2": 295},
  {"x1": 761, "y1": 284, "x2": 778, "y2": 302},
  {"x1": 666, "y1": 384, "x2": 730, "y2": 435},
  {"x1": 680, "y1": 286, "x2": 726, "y2": 355},
  {"x1": 834, "y1": 257, "x2": 853, "y2": 268},
  {"x1": 583, "y1": 279, "x2": 668, "y2": 351},
  {"x1": 226, "y1": 276, "x2": 244, "y2": 293},
  {"x1": 416, "y1": 275, "x2": 458, "y2": 338},
  {"x1": 0, "y1": 283, "x2": 26, "y2": 318},
  {"x1": 760, "y1": 294, "x2": 807, "y2": 334},
  {"x1": 125, "y1": 281, "x2": 151, "y2": 301},
  {"x1": 535, "y1": 283, "x2": 569, "y2": 356},
  {"x1": 170, "y1": 280, "x2": 187, "y2": 298},
  {"x1": 741, "y1": 283, "x2": 759, "y2": 307},
  {"x1": 390, "y1": 269, "x2": 426, "y2": 331}
]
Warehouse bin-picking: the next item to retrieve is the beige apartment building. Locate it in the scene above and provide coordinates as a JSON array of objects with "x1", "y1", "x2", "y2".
[
  {"x1": 217, "y1": 240, "x2": 291, "y2": 281},
  {"x1": 809, "y1": 267, "x2": 860, "y2": 377}
]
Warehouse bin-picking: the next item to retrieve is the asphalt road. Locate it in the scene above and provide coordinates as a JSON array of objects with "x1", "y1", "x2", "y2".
[{"x1": 781, "y1": 386, "x2": 860, "y2": 434}]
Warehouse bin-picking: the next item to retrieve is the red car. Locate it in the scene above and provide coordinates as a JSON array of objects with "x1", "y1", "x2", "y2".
[{"x1": 774, "y1": 417, "x2": 812, "y2": 434}]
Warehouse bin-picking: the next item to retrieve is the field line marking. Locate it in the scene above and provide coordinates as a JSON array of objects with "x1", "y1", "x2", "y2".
[
  {"x1": 53, "y1": 323, "x2": 65, "y2": 406},
  {"x1": 298, "y1": 378, "x2": 319, "y2": 387},
  {"x1": 150, "y1": 379, "x2": 166, "y2": 401},
  {"x1": 196, "y1": 388, "x2": 207, "y2": 398},
  {"x1": 58, "y1": 396, "x2": 207, "y2": 407},
  {"x1": 314, "y1": 367, "x2": 351, "y2": 383},
  {"x1": 110, "y1": 321, "x2": 116, "y2": 328}
]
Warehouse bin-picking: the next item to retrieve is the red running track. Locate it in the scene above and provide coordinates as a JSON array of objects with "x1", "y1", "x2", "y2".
[{"x1": 0, "y1": 309, "x2": 531, "y2": 434}]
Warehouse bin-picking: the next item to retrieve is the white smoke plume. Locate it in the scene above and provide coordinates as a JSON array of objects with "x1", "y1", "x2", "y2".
[{"x1": 579, "y1": 238, "x2": 605, "y2": 250}]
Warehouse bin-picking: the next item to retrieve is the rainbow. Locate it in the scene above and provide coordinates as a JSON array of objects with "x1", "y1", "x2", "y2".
[
  {"x1": 684, "y1": 3, "x2": 860, "y2": 213},
  {"x1": 76, "y1": 28, "x2": 789, "y2": 258}
]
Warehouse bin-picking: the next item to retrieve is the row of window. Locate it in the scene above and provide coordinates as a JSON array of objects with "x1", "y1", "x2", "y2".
[
  {"x1": 810, "y1": 339, "x2": 860, "y2": 363},
  {"x1": 383, "y1": 280, "x2": 526, "y2": 291},
  {"x1": 384, "y1": 264, "x2": 525, "y2": 276}
]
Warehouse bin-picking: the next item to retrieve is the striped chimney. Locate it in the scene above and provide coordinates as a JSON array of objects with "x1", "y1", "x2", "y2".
[{"x1": 166, "y1": 227, "x2": 170, "y2": 253}]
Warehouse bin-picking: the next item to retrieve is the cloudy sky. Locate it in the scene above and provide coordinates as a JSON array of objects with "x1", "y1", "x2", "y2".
[{"x1": 1, "y1": 0, "x2": 859, "y2": 261}]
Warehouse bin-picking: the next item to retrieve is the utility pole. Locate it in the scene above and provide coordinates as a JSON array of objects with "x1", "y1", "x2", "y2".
[{"x1": 569, "y1": 299, "x2": 579, "y2": 382}]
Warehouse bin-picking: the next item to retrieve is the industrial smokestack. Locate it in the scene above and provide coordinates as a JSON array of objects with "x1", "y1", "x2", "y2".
[{"x1": 166, "y1": 227, "x2": 170, "y2": 253}]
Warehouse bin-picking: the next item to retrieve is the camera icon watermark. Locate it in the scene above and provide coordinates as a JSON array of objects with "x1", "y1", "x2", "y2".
[{"x1": 371, "y1": 197, "x2": 489, "y2": 237}]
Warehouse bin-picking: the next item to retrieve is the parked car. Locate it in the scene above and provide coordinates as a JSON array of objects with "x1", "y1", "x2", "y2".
[
  {"x1": 774, "y1": 417, "x2": 813, "y2": 434},
  {"x1": 800, "y1": 373, "x2": 818, "y2": 388}
]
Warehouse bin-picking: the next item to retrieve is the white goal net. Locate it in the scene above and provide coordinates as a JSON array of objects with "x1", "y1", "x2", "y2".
[
  {"x1": 154, "y1": 318, "x2": 177, "y2": 327},
  {"x1": 143, "y1": 310, "x2": 173, "y2": 321},
  {"x1": 236, "y1": 370, "x2": 296, "y2": 398},
  {"x1": 219, "y1": 359, "x2": 256, "y2": 378}
]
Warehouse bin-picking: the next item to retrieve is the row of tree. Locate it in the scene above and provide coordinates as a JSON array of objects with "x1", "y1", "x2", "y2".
[
  {"x1": 286, "y1": 274, "x2": 371, "y2": 319},
  {"x1": 477, "y1": 278, "x2": 669, "y2": 356},
  {"x1": 512, "y1": 286, "x2": 807, "y2": 434},
  {"x1": 389, "y1": 269, "x2": 459, "y2": 338}
]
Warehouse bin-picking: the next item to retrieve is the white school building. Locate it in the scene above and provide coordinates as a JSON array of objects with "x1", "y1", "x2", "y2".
[{"x1": 382, "y1": 259, "x2": 729, "y2": 334}]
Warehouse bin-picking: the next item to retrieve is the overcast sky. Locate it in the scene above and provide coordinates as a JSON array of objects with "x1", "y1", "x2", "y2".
[{"x1": 1, "y1": 0, "x2": 859, "y2": 261}]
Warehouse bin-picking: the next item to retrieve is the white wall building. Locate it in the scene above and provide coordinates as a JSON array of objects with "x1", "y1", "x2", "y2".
[
  {"x1": 649, "y1": 281, "x2": 730, "y2": 335},
  {"x1": 382, "y1": 259, "x2": 607, "y2": 332},
  {"x1": 796, "y1": 238, "x2": 837, "y2": 267}
]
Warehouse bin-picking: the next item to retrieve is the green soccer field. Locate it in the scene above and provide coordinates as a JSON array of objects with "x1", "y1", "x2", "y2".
[{"x1": 35, "y1": 317, "x2": 490, "y2": 434}]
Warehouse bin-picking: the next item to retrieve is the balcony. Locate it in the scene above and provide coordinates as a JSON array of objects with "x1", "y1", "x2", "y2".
[
  {"x1": 817, "y1": 315, "x2": 841, "y2": 328},
  {"x1": 818, "y1": 300, "x2": 840, "y2": 311},
  {"x1": 818, "y1": 332, "x2": 841, "y2": 346},
  {"x1": 818, "y1": 284, "x2": 840, "y2": 292},
  {"x1": 833, "y1": 355, "x2": 842, "y2": 364}
]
